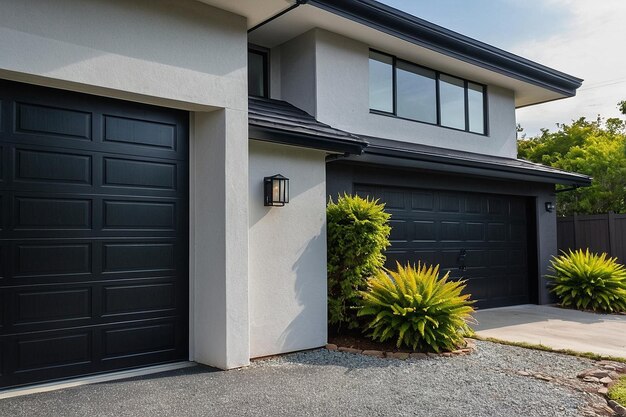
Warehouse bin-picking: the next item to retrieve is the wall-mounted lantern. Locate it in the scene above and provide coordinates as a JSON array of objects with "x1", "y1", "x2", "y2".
[
  {"x1": 545, "y1": 201, "x2": 556, "y2": 213},
  {"x1": 264, "y1": 174, "x2": 289, "y2": 207}
]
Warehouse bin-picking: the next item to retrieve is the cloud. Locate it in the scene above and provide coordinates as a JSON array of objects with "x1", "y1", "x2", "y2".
[{"x1": 514, "y1": 0, "x2": 626, "y2": 136}]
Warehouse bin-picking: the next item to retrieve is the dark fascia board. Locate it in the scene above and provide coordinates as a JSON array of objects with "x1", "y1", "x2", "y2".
[
  {"x1": 307, "y1": 0, "x2": 583, "y2": 97},
  {"x1": 249, "y1": 125, "x2": 367, "y2": 155},
  {"x1": 364, "y1": 144, "x2": 592, "y2": 186}
]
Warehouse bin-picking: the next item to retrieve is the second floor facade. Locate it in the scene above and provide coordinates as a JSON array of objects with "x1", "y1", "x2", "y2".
[{"x1": 246, "y1": 1, "x2": 582, "y2": 159}]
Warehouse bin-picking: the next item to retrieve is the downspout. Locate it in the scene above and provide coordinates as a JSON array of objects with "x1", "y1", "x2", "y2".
[{"x1": 248, "y1": 0, "x2": 309, "y2": 33}]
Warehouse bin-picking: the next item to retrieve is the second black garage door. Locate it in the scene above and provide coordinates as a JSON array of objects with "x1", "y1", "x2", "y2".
[
  {"x1": 0, "y1": 80, "x2": 189, "y2": 389},
  {"x1": 355, "y1": 184, "x2": 533, "y2": 308}
]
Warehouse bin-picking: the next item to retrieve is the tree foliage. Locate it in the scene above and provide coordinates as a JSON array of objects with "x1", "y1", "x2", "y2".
[{"x1": 518, "y1": 108, "x2": 626, "y2": 215}]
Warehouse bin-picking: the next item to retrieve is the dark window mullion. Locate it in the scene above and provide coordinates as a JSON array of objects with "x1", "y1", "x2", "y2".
[
  {"x1": 483, "y1": 85, "x2": 489, "y2": 135},
  {"x1": 392, "y1": 56, "x2": 398, "y2": 116},
  {"x1": 464, "y1": 80, "x2": 469, "y2": 132},
  {"x1": 435, "y1": 72, "x2": 441, "y2": 126}
]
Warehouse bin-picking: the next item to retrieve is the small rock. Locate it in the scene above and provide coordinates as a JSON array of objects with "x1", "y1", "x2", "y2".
[
  {"x1": 587, "y1": 369, "x2": 612, "y2": 379},
  {"x1": 598, "y1": 387, "x2": 609, "y2": 395},
  {"x1": 603, "y1": 364, "x2": 617, "y2": 371},
  {"x1": 517, "y1": 371, "x2": 530, "y2": 376},
  {"x1": 392, "y1": 352, "x2": 410, "y2": 360},
  {"x1": 338, "y1": 347, "x2": 361, "y2": 354},
  {"x1": 362, "y1": 350, "x2": 384, "y2": 358},
  {"x1": 426, "y1": 352, "x2": 438, "y2": 358},
  {"x1": 441, "y1": 352, "x2": 453, "y2": 357},
  {"x1": 410, "y1": 352, "x2": 428, "y2": 360},
  {"x1": 534, "y1": 374, "x2": 553, "y2": 382},
  {"x1": 583, "y1": 376, "x2": 600, "y2": 383},
  {"x1": 599, "y1": 376, "x2": 613, "y2": 385},
  {"x1": 325, "y1": 344, "x2": 338, "y2": 351},
  {"x1": 610, "y1": 371, "x2": 621, "y2": 380},
  {"x1": 460, "y1": 348, "x2": 472, "y2": 353},
  {"x1": 452, "y1": 350, "x2": 464, "y2": 355}
]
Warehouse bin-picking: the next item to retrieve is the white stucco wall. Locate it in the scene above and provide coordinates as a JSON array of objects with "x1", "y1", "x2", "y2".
[
  {"x1": 275, "y1": 29, "x2": 518, "y2": 159},
  {"x1": 276, "y1": 30, "x2": 317, "y2": 117},
  {"x1": 0, "y1": 0, "x2": 247, "y2": 112},
  {"x1": 0, "y1": 0, "x2": 251, "y2": 369},
  {"x1": 248, "y1": 141, "x2": 328, "y2": 358}
]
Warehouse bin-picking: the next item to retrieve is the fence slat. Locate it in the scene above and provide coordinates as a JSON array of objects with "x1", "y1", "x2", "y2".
[{"x1": 557, "y1": 213, "x2": 625, "y2": 263}]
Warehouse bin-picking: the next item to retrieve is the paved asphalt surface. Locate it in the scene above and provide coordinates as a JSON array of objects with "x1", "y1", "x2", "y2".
[{"x1": 0, "y1": 341, "x2": 598, "y2": 417}]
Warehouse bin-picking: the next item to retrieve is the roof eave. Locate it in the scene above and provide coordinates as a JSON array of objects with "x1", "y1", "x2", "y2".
[
  {"x1": 307, "y1": 0, "x2": 583, "y2": 97},
  {"x1": 360, "y1": 143, "x2": 592, "y2": 187},
  {"x1": 249, "y1": 124, "x2": 367, "y2": 155}
]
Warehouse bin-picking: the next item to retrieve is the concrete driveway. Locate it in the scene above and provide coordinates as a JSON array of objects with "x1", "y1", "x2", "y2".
[{"x1": 473, "y1": 304, "x2": 626, "y2": 358}]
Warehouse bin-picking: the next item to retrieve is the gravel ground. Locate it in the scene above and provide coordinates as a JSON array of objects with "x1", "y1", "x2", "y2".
[{"x1": 0, "y1": 341, "x2": 603, "y2": 417}]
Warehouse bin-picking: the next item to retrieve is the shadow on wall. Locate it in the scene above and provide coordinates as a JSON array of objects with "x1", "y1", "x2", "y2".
[
  {"x1": 1, "y1": 0, "x2": 244, "y2": 76},
  {"x1": 277, "y1": 225, "x2": 328, "y2": 353}
]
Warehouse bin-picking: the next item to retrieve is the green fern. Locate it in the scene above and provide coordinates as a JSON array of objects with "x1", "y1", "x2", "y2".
[
  {"x1": 357, "y1": 262, "x2": 475, "y2": 352},
  {"x1": 547, "y1": 249, "x2": 626, "y2": 313}
]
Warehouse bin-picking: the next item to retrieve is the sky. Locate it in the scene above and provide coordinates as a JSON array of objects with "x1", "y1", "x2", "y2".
[{"x1": 378, "y1": 0, "x2": 626, "y2": 137}]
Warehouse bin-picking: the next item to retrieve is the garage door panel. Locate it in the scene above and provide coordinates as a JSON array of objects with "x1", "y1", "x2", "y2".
[
  {"x1": 12, "y1": 331, "x2": 93, "y2": 374},
  {"x1": 15, "y1": 102, "x2": 93, "y2": 142},
  {"x1": 15, "y1": 242, "x2": 92, "y2": 278},
  {"x1": 14, "y1": 148, "x2": 92, "y2": 185},
  {"x1": 411, "y1": 191, "x2": 434, "y2": 211},
  {"x1": 13, "y1": 288, "x2": 92, "y2": 326},
  {"x1": 439, "y1": 194, "x2": 462, "y2": 213},
  {"x1": 413, "y1": 221, "x2": 436, "y2": 241},
  {"x1": 465, "y1": 222, "x2": 485, "y2": 241},
  {"x1": 103, "y1": 115, "x2": 177, "y2": 151},
  {"x1": 103, "y1": 322, "x2": 176, "y2": 359},
  {"x1": 102, "y1": 282, "x2": 177, "y2": 317},
  {"x1": 0, "y1": 80, "x2": 188, "y2": 389},
  {"x1": 357, "y1": 184, "x2": 530, "y2": 308},
  {"x1": 103, "y1": 200, "x2": 176, "y2": 231},
  {"x1": 102, "y1": 242, "x2": 175, "y2": 273},
  {"x1": 15, "y1": 196, "x2": 92, "y2": 230}
]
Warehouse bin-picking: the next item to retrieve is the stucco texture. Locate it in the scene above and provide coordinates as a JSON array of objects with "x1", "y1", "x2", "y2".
[{"x1": 248, "y1": 141, "x2": 328, "y2": 358}]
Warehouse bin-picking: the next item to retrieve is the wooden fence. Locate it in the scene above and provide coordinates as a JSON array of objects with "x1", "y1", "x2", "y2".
[{"x1": 557, "y1": 213, "x2": 626, "y2": 263}]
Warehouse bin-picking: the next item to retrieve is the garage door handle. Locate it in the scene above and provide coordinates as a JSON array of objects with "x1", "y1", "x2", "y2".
[{"x1": 457, "y1": 249, "x2": 467, "y2": 271}]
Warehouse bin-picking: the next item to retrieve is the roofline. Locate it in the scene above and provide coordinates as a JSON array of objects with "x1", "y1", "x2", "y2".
[
  {"x1": 307, "y1": 0, "x2": 583, "y2": 98},
  {"x1": 249, "y1": 125, "x2": 367, "y2": 155},
  {"x1": 362, "y1": 143, "x2": 592, "y2": 186}
]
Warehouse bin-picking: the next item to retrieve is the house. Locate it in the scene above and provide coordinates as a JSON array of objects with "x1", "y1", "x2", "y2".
[{"x1": 0, "y1": 0, "x2": 590, "y2": 390}]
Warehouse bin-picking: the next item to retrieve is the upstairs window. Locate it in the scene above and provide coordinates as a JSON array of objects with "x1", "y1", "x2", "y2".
[
  {"x1": 368, "y1": 50, "x2": 487, "y2": 135},
  {"x1": 248, "y1": 47, "x2": 268, "y2": 97}
]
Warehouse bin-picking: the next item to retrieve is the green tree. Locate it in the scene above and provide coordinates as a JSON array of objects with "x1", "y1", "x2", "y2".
[{"x1": 518, "y1": 113, "x2": 626, "y2": 215}]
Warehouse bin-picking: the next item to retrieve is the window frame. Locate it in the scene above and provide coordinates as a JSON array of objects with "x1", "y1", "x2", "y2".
[
  {"x1": 368, "y1": 49, "x2": 489, "y2": 136},
  {"x1": 248, "y1": 44, "x2": 270, "y2": 98}
]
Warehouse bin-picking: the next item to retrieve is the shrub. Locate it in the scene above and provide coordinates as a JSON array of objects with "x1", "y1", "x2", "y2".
[
  {"x1": 547, "y1": 249, "x2": 626, "y2": 313},
  {"x1": 327, "y1": 194, "x2": 391, "y2": 329},
  {"x1": 357, "y1": 262, "x2": 474, "y2": 352}
]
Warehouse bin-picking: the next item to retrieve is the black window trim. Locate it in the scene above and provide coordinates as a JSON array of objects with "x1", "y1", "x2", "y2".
[
  {"x1": 248, "y1": 44, "x2": 270, "y2": 98},
  {"x1": 369, "y1": 48, "x2": 489, "y2": 136}
]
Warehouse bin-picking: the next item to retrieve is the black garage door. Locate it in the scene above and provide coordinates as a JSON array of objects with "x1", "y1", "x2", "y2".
[
  {"x1": 0, "y1": 80, "x2": 189, "y2": 389},
  {"x1": 355, "y1": 185, "x2": 531, "y2": 308}
]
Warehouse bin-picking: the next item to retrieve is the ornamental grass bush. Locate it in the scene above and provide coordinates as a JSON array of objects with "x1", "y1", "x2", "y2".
[
  {"x1": 357, "y1": 262, "x2": 475, "y2": 352},
  {"x1": 547, "y1": 249, "x2": 626, "y2": 313},
  {"x1": 327, "y1": 194, "x2": 391, "y2": 329}
]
